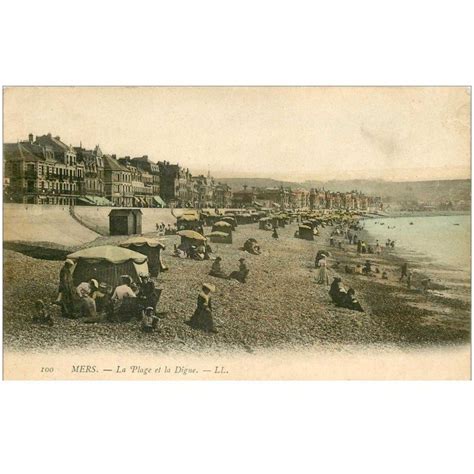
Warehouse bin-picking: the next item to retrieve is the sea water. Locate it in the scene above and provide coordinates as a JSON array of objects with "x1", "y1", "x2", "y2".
[{"x1": 364, "y1": 214, "x2": 471, "y2": 272}]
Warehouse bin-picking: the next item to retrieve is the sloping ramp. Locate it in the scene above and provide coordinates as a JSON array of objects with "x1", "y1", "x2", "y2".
[{"x1": 4, "y1": 204, "x2": 100, "y2": 248}]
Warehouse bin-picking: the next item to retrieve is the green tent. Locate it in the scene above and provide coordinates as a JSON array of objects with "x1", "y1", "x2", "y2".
[{"x1": 67, "y1": 245, "x2": 149, "y2": 287}]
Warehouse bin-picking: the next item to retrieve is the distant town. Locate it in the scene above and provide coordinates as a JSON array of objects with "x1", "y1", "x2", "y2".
[{"x1": 4, "y1": 132, "x2": 384, "y2": 211}]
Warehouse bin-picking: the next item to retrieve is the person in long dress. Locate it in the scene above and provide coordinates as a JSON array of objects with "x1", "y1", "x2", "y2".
[
  {"x1": 56, "y1": 259, "x2": 76, "y2": 318},
  {"x1": 186, "y1": 283, "x2": 217, "y2": 333},
  {"x1": 317, "y1": 256, "x2": 329, "y2": 285}
]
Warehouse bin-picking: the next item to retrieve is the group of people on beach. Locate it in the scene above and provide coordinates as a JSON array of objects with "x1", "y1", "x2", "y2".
[
  {"x1": 156, "y1": 222, "x2": 177, "y2": 235},
  {"x1": 173, "y1": 242, "x2": 213, "y2": 260},
  {"x1": 32, "y1": 211, "x2": 436, "y2": 338},
  {"x1": 209, "y1": 256, "x2": 250, "y2": 283},
  {"x1": 328, "y1": 277, "x2": 364, "y2": 312},
  {"x1": 49, "y1": 259, "x2": 163, "y2": 332}
]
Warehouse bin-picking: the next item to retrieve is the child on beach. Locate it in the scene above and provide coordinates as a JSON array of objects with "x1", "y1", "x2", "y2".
[
  {"x1": 141, "y1": 307, "x2": 159, "y2": 333},
  {"x1": 421, "y1": 279, "x2": 431, "y2": 293},
  {"x1": 33, "y1": 300, "x2": 54, "y2": 326}
]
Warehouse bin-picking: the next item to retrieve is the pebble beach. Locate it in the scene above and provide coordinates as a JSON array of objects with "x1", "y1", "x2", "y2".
[{"x1": 3, "y1": 217, "x2": 470, "y2": 354}]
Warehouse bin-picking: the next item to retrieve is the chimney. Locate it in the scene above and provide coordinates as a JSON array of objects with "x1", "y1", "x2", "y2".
[
  {"x1": 55, "y1": 136, "x2": 61, "y2": 141},
  {"x1": 28, "y1": 133, "x2": 34, "y2": 144}
]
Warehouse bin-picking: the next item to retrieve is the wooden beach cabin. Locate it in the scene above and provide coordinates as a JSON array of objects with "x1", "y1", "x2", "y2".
[{"x1": 109, "y1": 209, "x2": 143, "y2": 236}]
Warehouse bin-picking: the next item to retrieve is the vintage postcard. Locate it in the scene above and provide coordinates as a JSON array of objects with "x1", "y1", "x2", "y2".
[{"x1": 2, "y1": 86, "x2": 471, "y2": 380}]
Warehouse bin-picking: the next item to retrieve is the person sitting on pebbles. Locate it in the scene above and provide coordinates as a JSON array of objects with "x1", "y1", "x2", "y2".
[
  {"x1": 341, "y1": 288, "x2": 364, "y2": 312},
  {"x1": 329, "y1": 277, "x2": 347, "y2": 306},
  {"x1": 209, "y1": 256, "x2": 227, "y2": 279},
  {"x1": 228, "y1": 257, "x2": 249, "y2": 283},
  {"x1": 243, "y1": 238, "x2": 261, "y2": 255}
]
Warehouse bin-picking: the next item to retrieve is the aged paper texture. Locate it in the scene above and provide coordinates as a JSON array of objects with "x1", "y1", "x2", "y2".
[{"x1": 3, "y1": 86, "x2": 471, "y2": 380}]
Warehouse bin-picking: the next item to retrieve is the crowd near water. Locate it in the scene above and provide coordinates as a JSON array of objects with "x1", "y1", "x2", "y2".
[{"x1": 364, "y1": 214, "x2": 470, "y2": 273}]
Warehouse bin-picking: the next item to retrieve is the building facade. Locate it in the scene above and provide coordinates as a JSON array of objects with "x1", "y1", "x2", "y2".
[
  {"x1": 4, "y1": 133, "x2": 85, "y2": 205},
  {"x1": 74, "y1": 144, "x2": 105, "y2": 199},
  {"x1": 103, "y1": 154, "x2": 133, "y2": 207},
  {"x1": 214, "y1": 182, "x2": 233, "y2": 208}
]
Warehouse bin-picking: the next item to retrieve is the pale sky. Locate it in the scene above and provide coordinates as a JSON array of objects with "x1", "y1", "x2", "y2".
[{"x1": 3, "y1": 87, "x2": 471, "y2": 182}]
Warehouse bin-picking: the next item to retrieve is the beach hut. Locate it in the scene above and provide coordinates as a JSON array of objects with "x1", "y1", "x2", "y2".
[
  {"x1": 212, "y1": 220, "x2": 233, "y2": 235},
  {"x1": 119, "y1": 237, "x2": 166, "y2": 277},
  {"x1": 297, "y1": 225, "x2": 314, "y2": 241},
  {"x1": 208, "y1": 231, "x2": 233, "y2": 244},
  {"x1": 109, "y1": 209, "x2": 142, "y2": 236},
  {"x1": 67, "y1": 245, "x2": 149, "y2": 288}
]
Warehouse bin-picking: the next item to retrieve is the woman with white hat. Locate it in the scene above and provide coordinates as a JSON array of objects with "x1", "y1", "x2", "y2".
[{"x1": 186, "y1": 283, "x2": 217, "y2": 333}]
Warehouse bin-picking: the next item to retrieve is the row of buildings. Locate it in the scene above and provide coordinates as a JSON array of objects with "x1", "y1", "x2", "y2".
[
  {"x1": 3, "y1": 132, "x2": 379, "y2": 211},
  {"x1": 232, "y1": 185, "x2": 381, "y2": 211},
  {"x1": 3, "y1": 133, "x2": 233, "y2": 208}
]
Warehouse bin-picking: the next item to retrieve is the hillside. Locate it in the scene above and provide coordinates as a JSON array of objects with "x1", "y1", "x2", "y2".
[{"x1": 219, "y1": 177, "x2": 471, "y2": 205}]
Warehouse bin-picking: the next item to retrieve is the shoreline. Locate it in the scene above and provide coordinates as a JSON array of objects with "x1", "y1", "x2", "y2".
[
  {"x1": 368, "y1": 210, "x2": 470, "y2": 219},
  {"x1": 322, "y1": 224, "x2": 470, "y2": 346}
]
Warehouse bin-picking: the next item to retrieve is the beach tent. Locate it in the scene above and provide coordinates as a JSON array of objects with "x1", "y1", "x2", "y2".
[
  {"x1": 208, "y1": 231, "x2": 232, "y2": 244},
  {"x1": 67, "y1": 245, "x2": 149, "y2": 288},
  {"x1": 212, "y1": 221, "x2": 233, "y2": 235},
  {"x1": 177, "y1": 230, "x2": 206, "y2": 249},
  {"x1": 177, "y1": 230, "x2": 206, "y2": 240},
  {"x1": 297, "y1": 225, "x2": 314, "y2": 241},
  {"x1": 201, "y1": 209, "x2": 221, "y2": 226},
  {"x1": 220, "y1": 216, "x2": 237, "y2": 229},
  {"x1": 235, "y1": 212, "x2": 253, "y2": 225},
  {"x1": 119, "y1": 237, "x2": 165, "y2": 277},
  {"x1": 176, "y1": 213, "x2": 204, "y2": 232}
]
